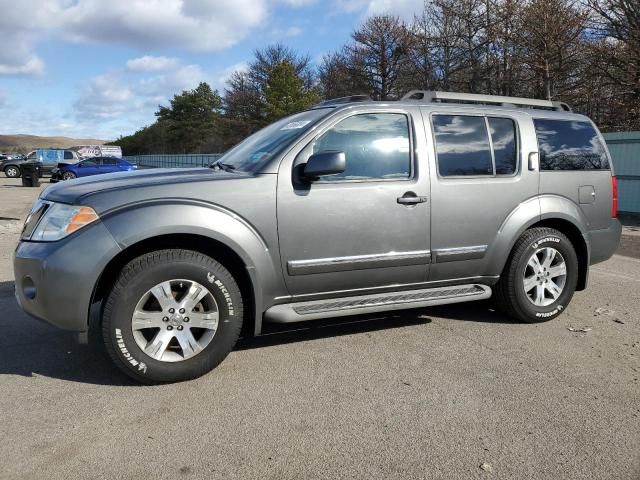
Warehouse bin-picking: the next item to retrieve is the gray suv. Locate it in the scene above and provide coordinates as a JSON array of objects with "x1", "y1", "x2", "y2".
[{"x1": 14, "y1": 91, "x2": 622, "y2": 383}]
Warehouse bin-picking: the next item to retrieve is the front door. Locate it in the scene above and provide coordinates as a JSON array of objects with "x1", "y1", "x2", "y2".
[{"x1": 277, "y1": 108, "x2": 431, "y2": 297}]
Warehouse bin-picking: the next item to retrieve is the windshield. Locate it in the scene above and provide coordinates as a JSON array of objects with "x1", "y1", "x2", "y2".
[{"x1": 216, "y1": 109, "x2": 332, "y2": 172}]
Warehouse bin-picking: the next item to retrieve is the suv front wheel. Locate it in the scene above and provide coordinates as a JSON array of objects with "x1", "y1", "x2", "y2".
[
  {"x1": 102, "y1": 249, "x2": 244, "y2": 384},
  {"x1": 494, "y1": 227, "x2": 578, "y2": 323}
]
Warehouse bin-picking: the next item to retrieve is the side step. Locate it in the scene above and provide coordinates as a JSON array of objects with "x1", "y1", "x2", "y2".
[{"x1": 265, "y1": 284, "x2": 491, "y2": 323}]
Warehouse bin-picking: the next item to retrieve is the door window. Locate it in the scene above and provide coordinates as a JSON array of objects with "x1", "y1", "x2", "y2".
[
  {"x1": 63, "y1": 151, "x2": 74, "y2": 160},
  {"x1": 433, "y1": 115, "x2": 518, "y2": 177},
  {"x1": 488, "y1": 118, "x2": 517, "y2": 175},
  {"x1": 310, "y1": 113, "x2": 411, "y2": 181},
  {"x1": 534, "y1": 119, "x2": 609, "y2": 170},
  {"x1": 432, "y1": 115, "x2": 493, "y2": 176}
]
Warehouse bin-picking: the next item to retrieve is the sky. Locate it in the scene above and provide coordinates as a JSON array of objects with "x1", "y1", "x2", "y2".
[{"x1": 0, "y1": 0, "x2": 423, "y2": 141}]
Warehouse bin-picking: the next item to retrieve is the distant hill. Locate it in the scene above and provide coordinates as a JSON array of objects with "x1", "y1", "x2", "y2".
[{"x1": 0, "y1": 134, "x2": 111, "y2": 152}]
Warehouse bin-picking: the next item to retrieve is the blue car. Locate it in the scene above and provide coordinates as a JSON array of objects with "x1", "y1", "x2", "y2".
[{"x1": 51, "y1": 156, "x2": 137, "y2": 182}]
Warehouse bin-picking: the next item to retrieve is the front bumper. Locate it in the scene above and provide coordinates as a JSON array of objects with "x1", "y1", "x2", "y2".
[
  {"x1": 588, "y1": 218, "x2": 622, "y2": 265},
  {"x1": 13, "y1": 221, "x2": 122, "y2": 331}
]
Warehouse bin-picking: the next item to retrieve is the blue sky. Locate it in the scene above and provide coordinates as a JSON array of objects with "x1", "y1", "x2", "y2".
[{"x1": 0, "y1": 0, "x2": 421, "y2": 141}]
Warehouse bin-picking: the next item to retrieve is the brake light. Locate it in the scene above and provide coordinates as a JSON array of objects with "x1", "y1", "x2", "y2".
[{"x1": 611, "y1": 175, "x2": 618, "y2": 218}]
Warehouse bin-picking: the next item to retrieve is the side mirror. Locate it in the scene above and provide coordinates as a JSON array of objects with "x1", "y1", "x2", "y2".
[{"x1": 303, "y1": 151, "x2": 346, "y2": 180}]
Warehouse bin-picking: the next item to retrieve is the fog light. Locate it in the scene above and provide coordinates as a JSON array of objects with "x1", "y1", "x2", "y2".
[{"x1": 22, "y1": 276, "x2": 36, "y2": 300}]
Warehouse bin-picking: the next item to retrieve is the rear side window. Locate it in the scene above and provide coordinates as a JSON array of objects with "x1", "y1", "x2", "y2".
[
  {"x1": 488, "y1": 118, "x2": 517, "y2": 175},
  {"x1": 434, "y1": 115, "x2": 519, "y2": 177},
  {"x1": 432, "y1": 115, "x2": 492, "y2": 176},
  {"x1": 312, "y1": 113, "x2": 411, "y2": 181},
  {"x1": 63, "y1": 151, "x2": 74, "y2": 160},
  {"x1": 534, "y1": 119, "x2": 610, "y2": 170}
]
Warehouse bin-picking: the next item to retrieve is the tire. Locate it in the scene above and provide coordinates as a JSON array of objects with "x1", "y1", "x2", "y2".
[
  {"x1": 62, "y1": 171, "x2": 76, "y2": 180},
  {"x1": 102, "y1": 249, "x2": 244, "y2": 384},
  {"x1": 494, "y1": 227, "x2": 578, "y2": 323},
  {"x1": 4, "y1": 165, "x2": 20, "y2": 178}
]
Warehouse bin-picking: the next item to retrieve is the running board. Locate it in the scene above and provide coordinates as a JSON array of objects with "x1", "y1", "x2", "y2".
[{"x1": 264, "y1": 284, "x2": 491, "y2": 323}]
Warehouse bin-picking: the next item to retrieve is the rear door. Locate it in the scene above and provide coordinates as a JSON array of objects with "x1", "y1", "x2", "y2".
[
  {"x1": 422, "y1": 108, "x2": 540, "y2": 282},
  {"x1": 100, "y1": 157, "x2": 120, "y2": 173},
  {"x1": 533, "y1": 118, "x2": 613, "y2": 230}
]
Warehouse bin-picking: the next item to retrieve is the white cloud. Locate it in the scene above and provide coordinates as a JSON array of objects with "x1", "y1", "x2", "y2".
[
  {"x1": 60, "y1": 0, "x2": 269, "y2": 52},
  {"x1": 126, "y1": 56, "x2": 179, "y2": 72},
  {"x1": 0, "y1": 0, "x2": 272, "y2": 76},
  {"x1": 286, "y1": 26, "x2": 303, "y2": 37},
  {"x1": 334, "y1": 0, "x2": 422, "y2": 19}
]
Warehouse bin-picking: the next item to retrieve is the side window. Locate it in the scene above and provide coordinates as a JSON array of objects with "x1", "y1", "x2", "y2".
[
  {"x1": 27, "y1": 152, "x2": 36, "y2": 160},
  {"x1": 102, "y1": 157, "x2": 117, "y2": 165},
  {"x1": 311, "y1": 113, "x2": 411, "y2": 181},
  {"x1": 64, "y1": 151, "x2": 74, "y2": 160},
  {"x1": 534, "y1": 119, "x2": 610, "y2": 170},
  {"x1": 488, "y1": 118, "x2": 517, "y2": 175},
  {"x1": 433, "y1": 115, "x2": 493, "y2": 176}
]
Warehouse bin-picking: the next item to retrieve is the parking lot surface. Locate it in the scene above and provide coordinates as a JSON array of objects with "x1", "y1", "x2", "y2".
[{"x1": 0, "y1": 177, "x2": 638, "y2": 479}]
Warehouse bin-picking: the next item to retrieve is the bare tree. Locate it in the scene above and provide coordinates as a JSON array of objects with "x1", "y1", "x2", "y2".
[{"x1": 348, "y1": 15, "x2": 412, "y2": 99}]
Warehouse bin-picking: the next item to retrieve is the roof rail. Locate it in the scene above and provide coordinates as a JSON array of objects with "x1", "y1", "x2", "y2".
[
  {"x1": 401, "y1": 90, "x2": 572, "y2": 112},
  {"x1": 314, "y1": 95, "x2": 372, "y2": 108}
]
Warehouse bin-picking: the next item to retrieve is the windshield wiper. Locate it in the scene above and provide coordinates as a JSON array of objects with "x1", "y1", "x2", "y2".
[{"x1": 210, "y1": 160, "x2": 237, "y2": 173}]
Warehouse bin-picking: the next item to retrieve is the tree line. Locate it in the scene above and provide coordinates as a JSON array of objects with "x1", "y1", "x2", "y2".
[{"x1": 113, "y1": 0, "x2": 639, "y2": 155}]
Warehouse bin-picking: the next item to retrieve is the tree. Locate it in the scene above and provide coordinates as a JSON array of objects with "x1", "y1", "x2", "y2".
[
  {"x1": 518, "y1": 0, "x2": 588, "y2": 100},
  {"x1": 348, "y1": 15, "x2": 412, "y2": 99},
  {"x1": 156, "y1": 82, "x2": 223, "y2": 153},
  {"x1": 263, "y1": 61, "x2": 319, "y2": 120},
  {"x1": 318, "y1": 50, "x2": 370, "y2": 99}
]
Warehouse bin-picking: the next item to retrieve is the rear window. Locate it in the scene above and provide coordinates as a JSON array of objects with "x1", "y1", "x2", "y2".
[{"x1": 534, "y1": 119, "x2": 610, "y2": 170}]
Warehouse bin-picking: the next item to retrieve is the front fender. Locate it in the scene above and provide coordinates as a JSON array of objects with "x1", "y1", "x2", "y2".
[{"x1": 100, "y1": 200, "x2": 282, "y2": 335}]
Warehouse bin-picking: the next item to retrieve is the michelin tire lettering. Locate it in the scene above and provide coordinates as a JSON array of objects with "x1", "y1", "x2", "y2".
[{"x1": 115, "y1": 328, "x2": 148, "y2": 373}]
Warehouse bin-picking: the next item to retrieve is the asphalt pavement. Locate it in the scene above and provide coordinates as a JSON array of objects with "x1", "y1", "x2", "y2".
[{"x1": 0, "y1": 177, "x2": 638, "y2": 480}]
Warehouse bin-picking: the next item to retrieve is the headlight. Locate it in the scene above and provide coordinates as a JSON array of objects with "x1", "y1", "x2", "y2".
[{"x1": 24, "y1": 202, "x2": 99, "y2": 241}]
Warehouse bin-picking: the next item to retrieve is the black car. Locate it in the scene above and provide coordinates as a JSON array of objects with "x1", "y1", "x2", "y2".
[{"x1": 1, "y1": 150, "x2": 80, "y2": 178}]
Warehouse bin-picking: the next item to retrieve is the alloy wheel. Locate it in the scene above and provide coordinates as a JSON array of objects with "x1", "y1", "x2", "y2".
[
  {"x1": 523, "y1": 247, "x2": 567, "y2": 307},
  {"x1": 131, "y1": 279, "x2": 219, "y2": 362}
]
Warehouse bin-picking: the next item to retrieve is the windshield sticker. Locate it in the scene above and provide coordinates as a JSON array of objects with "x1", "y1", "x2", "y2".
[{"x1": 281, "y1": 120, "x2": 311, "y2": 130}]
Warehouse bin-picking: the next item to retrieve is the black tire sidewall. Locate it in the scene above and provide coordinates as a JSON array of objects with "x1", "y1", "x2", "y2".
[
  {"x1": 104, "y1": 253, "x2": 243, "y2": 383},
  {"x1": 512, "y1": 232, "x2": 578, "y2": 322}
]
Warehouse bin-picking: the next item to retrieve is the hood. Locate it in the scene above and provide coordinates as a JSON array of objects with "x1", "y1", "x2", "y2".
[{"x1": 42, "y1": 167, "x2": 249, "y2": 205}]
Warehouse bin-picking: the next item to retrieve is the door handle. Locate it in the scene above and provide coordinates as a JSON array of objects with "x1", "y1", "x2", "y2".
[
  {"x1": 528, "y1": 152, "x2": 539, "y2": 171},
  {"x1": 397, "y1": 193, "x2": 428, "y2": 205}
]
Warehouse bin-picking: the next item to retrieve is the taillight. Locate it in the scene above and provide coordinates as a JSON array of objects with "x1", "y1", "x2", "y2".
[{"x1": 611, "y1": 175, "x2": 618, "y2": 218}]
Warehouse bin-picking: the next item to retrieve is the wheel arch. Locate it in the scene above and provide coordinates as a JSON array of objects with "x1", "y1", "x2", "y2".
[
  {"x1": 91, "y1": 233, "x2": 259, "y2": 340},
  {"x1": 4, "y1": 163, "x2": 21, "y2": 176},
  {"x1": 488, "y1": 195, "x2": 590, "y2": 291},
  {"x1": 89, "y1": 201, "x2": 283, "y2": 338}
]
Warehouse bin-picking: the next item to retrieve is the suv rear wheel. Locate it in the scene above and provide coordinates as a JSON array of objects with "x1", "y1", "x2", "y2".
[
  {"x1": 4, "y1": 165, "x2": 20, "y2": 178},
  {"x1": 102, "y1": 249, "x2": 243, "y2": 384},
  {"x1": 494, "y1": 227, "x2": 578, "y2": 323}
]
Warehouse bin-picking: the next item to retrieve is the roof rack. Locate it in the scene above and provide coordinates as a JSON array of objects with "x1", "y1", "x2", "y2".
[
  {"x1": 401, "y1": 90, "x2": 572, "y2": 112},
  {"x1": 314, "y1": 95, "x2": 372, "y2": 108}
]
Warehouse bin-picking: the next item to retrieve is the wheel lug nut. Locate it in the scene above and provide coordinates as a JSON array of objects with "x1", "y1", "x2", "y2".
[
  {"x1": 177, "y1": 325, "x2": 183, "y2": 331},
  {"x1": 167, "y1": 325, "x2": 173, "y2": 330},
  {"x1": 184, "y1": 317, "x2": 189, "y2": 322},
  {"x1": 179, "y1": 308, "x2": 185, "y2": 314},
  {"x1": 163, "y1": 316, "x2": 169, "y2": 322},
  {"x1": 169, "y1": 308, "x2": 175, "y2": 314}
]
